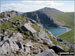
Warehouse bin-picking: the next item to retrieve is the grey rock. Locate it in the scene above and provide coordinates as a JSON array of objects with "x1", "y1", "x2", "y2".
[
  {"x1": 35, "y1": 49, "x2": 56, "y2": 56},
  {"x1": 0, "y1": 14, "x2": 56, "y2": 56},
  {"x1": 0, "y1": 34, "x2": 4, "y2": 41},
  {"x1": 24, "y1": 21, "x2": 36, "y2": 34},
  {"x1": 38, "y1": 25, "x2": 53, "y2": 45},
  {"x1": 0, "y1": 31, "x2": 56, "y2": 56}
]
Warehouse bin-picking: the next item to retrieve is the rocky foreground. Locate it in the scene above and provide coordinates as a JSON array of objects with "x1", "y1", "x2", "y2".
[
  {"x1": 0, "y1": 11, "x2": 60, "y2": 56},
  {"x1": 2, "y1": 10, "x2": 75, "y2": 56}
]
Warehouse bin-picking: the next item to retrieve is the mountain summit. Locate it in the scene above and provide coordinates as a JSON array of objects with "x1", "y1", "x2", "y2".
[
  {"x1": 39, "y1": 7, "x2": 63, "y2": 16},
  {"x1": 22, "y1": 7, "x2": 63, "y2": 27}
]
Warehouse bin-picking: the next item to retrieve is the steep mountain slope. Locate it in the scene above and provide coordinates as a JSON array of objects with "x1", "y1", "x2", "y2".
[
  {"x1": 22, "y1": 7, "x2": 63, "y2": 26},
  {"x1": 0, "y1": 10, "x2": 74, "y2": 56},
  {"x1": 22, "y1": 7, "x2": 74, "y2": 44},
  {"x1": 55, "y1": 12, "x2": 74, "y2": 26},
  {"x1": 55, "y1": 12, "x2": 74, "y2": 44},
  {"x1": 38, "y1": 7, "x2": 63, "y2": 18},
  {"x1": 0, "y1": 11, "x2": 61, "y2": 56},
  {"x1": 22, "y1": 7, "x2": 61, "y2": 27}
]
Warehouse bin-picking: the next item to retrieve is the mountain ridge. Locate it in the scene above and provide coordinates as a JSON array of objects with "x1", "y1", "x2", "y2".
[
  {"x1": 0, "y1": 10, "x2": 74, "y2": 56},
  {"x1": 21, "y1": 7, "x2": 74, "y2": 44},
  {"x1": 0, "y1": 11, "x2": 59, "y2": 56}
]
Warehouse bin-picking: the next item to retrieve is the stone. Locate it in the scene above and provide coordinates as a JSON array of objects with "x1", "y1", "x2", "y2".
[
  {"x1": 25, "y1": 41, "x2": 33, "y2": 47},
  {"x1": 57, "y1": 38, "x2": 63, "y2": 42},
  {"x1": 35, "y1": 49, "x2": 56, "y2": 56},
  {"x1": 32, "y1": 47, "x2": 39, "y2": 54},
  {"x1": 38, "y1": 26, "x2": 53, "y2": 46},
  {"x1": 51, "y1": 45, "x2": 64, "y2": 53},
  {"x1": 0, "y1": 13, "x2": 57, "y2": 56},
  {"x1": 24, "y1": 21, "x2": 36, "y2": 34},
  {"x1": 16, "y1": 41, "x2": 22, "y2": 49},
  {"x1": 0, "y1": 35, "x2": 4, "y2": 41},
  {"x1": 16, "y1": 32, "x2": 23, "y2": 38},
  {"x1": 25, "y1": 47, "x2": 30, "y2": 53}
]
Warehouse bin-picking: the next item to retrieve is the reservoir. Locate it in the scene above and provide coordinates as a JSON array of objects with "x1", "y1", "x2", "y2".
[{"x1": 44, "y1": 26, "x2": 67, "y2": 37}]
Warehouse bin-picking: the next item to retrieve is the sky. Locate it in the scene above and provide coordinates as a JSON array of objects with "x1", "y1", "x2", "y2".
[{"x1": 0, "y1": 0, "x2": 74, "y2": 13}]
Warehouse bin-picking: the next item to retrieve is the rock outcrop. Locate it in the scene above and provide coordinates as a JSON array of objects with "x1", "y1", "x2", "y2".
[
  {"x1": 0, "y1": 32, "x2": 57, "y2": 56},
  {"x1": 0, "y1": 11, "x2": 57, "y2": 56},
  {"x1": 35, "y1": 49, "x2": 56, "y2": 56},
  {"x1": 24, "y1": 21, "x2": 36, "y2": 34}
]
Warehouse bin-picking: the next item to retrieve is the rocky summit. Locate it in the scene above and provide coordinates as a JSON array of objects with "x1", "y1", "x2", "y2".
[{"x1": 0, "y1": 11, "x2": 59, "y2": 56}]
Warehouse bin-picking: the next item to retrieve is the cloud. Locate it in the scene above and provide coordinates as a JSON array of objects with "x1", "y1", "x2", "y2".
[
  {"x1": 48, "y1": 1, "x2": 64, "y2": 6},
  {"x1": 1, "y1": 3, "x2": 26, "y2": 12},
  {"x1": 1, "y1": 1, "x2": 74, "y2": 12},
  {"x1": 22, "y1": 1, "x2": 64, "y2": 6},
  {"x1": 1, "y1": 3, "x2": 44, "y2": 12},
  {"x1": 56, "y1": 6, "x2": 74, "y2": 12}
]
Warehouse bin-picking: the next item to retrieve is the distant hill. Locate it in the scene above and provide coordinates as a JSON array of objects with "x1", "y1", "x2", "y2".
[
  {"x1": 22, "y1": 11, "x2": 58, "y2": 27},
  {"x1": 55, "y1": 12, "x2": 74, "y2": 44},
  {"x1": 22, "y1": 7, "x2": 63, "y2": 26},
  {"x1": 38, "y1": 7, "x2": 63, "y2": 18},
  {"x1": 22, "y1": 7, "x2": 74, "y2": 44},
  {"x1": 22, "y1": 7, "x2": 74, "y2": 27}
]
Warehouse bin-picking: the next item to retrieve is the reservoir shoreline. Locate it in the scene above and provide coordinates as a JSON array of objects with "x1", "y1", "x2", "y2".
[
  {"x1": 56, "y1": 26, "x2": 71, "y2": 37},
  {"x1": 46, "y1": 26, "x2": 71, "y2": 38}
]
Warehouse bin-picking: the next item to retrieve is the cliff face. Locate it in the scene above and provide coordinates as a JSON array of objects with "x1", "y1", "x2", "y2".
[
  {"x1": 0, "y1": 11, "x2": 58, "y2": 56},
  {"x1": 22, "y1": 11, "x2": 58, "y2": 27},
  {"x1": 0, "y1": 32, "x2": 55, "y2": 56}
]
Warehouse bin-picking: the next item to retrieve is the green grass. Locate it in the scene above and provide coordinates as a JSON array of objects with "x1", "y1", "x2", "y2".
[
  {"x1": 58, "y1": 28, "x2": 74, "y2": 44},
  {"x1": 25, "y1": 31, "x2": 31, "y2": 36},
  {"x1": 46, "y1": 30, "x2": 58, "y2": 45},
  {"x1": 1, "y1": 22, "x2": 23, "y2": 32},
  {"x1": 55, "y1": 13, "x2": 74, "y2": 27},
  {"x1": 32, "y1": 24, "x2": 40, "y2": 32},
  {"x1": 46, "y1": 30, "x2": 69, "y2": 51},
  {"x1": 12, "y1": 16, "x2": 28, "y2": 23},
  {"x1": 0, "y1": 16, "x2": 28, "y2": 30},
  {"x1": 1, "y1": 23, "x2": 13, "y2": 30},
  {"x1": 54, "y1": 12, "x2": 74, "y2": 44},
  {"x1": 32, "y1": 24, "x2": 40, "y2": 35},
  {"x1": 0, "y1": 22, "x2": 21, "y2": 32}
]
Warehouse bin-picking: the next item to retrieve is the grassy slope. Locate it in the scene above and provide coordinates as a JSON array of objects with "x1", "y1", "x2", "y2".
[
  {"x1": 0, "y1": 16, "x2": 28, "y2": 31},
  {"x1": 45, "y1": 30, "x2": 69, "y2": 51},
  {"x1": 31, "y1": 24, "x2": 40, "y2": 35},
  {"x1": 54, "y1": 12, "x2": 74, "y2": 44},
  {"x1": 24, "y1": 11, "x2": 74, "y2": 44}
]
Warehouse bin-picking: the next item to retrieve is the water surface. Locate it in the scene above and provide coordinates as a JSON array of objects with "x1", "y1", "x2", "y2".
[{"x1": 44, "y1": 26, "x2": 67, "y2": 37}]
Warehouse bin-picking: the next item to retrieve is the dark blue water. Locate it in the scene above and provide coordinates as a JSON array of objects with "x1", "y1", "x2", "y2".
[{"x1": 44, "y1": 26, "x2": 67, "y2": 37}]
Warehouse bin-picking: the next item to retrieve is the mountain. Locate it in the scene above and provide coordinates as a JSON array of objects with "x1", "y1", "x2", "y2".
[
  {"x1": 0, "y1": 9, "x2": 74, "y2": 56},
  {"x1": 22, "y1": 7, "x2": 74, "y2": 44},
  {"x1": 22, "y1": 7, "x2": 74, "y2": 26},
  {"x1": 38, "y1": 7, "x2": 63, "y2": 18},
  {"x1": 55, "y1": 12, "x2": 74, "y2": 44},
  {"x1": 0, "y1": 10, "x2": 64, "y2": 56},
  {"x1": 22, "y1": 7, "x2": 63, "y2": 27}
]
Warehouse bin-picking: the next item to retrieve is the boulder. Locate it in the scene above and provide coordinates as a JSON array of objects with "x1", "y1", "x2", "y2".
[
  {"x1": 25, "y1": 41, "x2": 33, "y2": 47},
  {"x1": 38, "y1": 26, "x2": 53, "y2": 46},
  {"x1": 32, "y1": 47, "x2": 39, "y2": 54},
  {"x1": 51, "y1": 45, "x2": 64, "y2": 53},
  {"x1": 16, "y1": 32, "x2": 23, "y2": 38},
  {"x1": 57, "y1": 38, "x2": 63, "y2": 42},
  {"x1": 24, "y1": 21, "x2": 36, "y2": 34},
  {"x1": 0, "y1": 35, "x2": 4, "y2": 41},
  {"x1": 35, "y1": 49, "x2": 56, "y2": 56}
]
